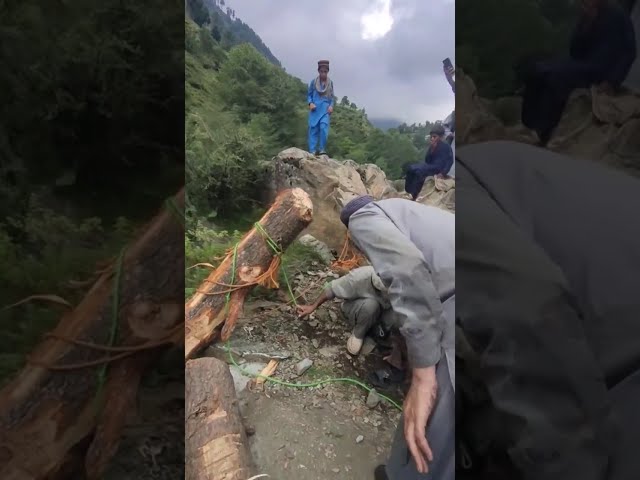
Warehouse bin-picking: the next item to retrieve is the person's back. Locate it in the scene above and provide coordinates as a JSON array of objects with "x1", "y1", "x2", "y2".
[
  {"x1": 368, "y1": 198, "x2": 455, "y2": 280},
  {"x1": 330, "y1": 265, "x2": 389, "y2": 307}
]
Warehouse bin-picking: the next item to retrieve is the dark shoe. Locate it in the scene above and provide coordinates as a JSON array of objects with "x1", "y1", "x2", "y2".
[
  {"x1": 367, "y1": 367, "x2": 405, "y2": 391},
  {"x1": 313, "y1": 151, "x2": 320, "y2": 156},
  {"x1": 374, "y1": 465, "x2": 389, "y2": 480},
  {"x1": 319, "y1": 150, "x2": 327, "y2": 156}
]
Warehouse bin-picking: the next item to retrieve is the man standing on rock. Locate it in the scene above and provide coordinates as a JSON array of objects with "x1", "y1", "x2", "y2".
[
  {"x1": 339, "y1": 195, "x2": 455, "y2": 480},
  {"x1": 307, "y1": 60, "x2": 334, "y2": 156},
  {"x1": 404, "y1": 125, "x2": 454, "y2": 200},
  {"x1": 296, "y1": 266, "x2": 396, "y2": 355}
]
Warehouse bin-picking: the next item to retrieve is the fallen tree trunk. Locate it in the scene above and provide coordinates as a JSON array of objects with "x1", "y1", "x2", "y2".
[
  {"x1": 0, "y1": 188, "x2": 185, "y2": 480},
  {"x1": 185, "y1": 357, "x2": 254, "y2": 480},
  {"x1": 185, "y1": 187, "x2": 313, "y2": 360}
]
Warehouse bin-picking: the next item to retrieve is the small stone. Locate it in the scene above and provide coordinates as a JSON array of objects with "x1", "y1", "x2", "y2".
[
  {"x1": 366, "y1": 389, "x2": 381, "y2": 409},
  {"x1": 356, "y1": 435, "x2": 364, "y2": 444},
  {"x1": 332, "y1": 468, "x2": 340, "y2": 473},
  {"x1": 245, "y1": 425, "x2": 256, "y2": 436},
  {"x1": 319, "y1": 346, "x2": 339, "y2": 358},
  {"x1": 311, "y1": 339, "x2": 319, "y2": 348},
  {"x1": 295, "y1": 358, "x2": 313, "y2": 376}
]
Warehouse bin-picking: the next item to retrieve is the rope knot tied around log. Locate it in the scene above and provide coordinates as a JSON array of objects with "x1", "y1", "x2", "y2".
[{"x1": 185, "y1": 188, "x2": 314, "y2": 359}]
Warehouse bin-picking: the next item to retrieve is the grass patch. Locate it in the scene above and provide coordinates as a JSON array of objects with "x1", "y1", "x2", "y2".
[{"x1": 0, "y1": 204, "x2": 135, "y2": 385}]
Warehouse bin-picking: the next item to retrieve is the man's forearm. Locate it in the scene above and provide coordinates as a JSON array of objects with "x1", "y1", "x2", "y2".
[{"x1": 312, "y1": 287, "x2": 334, "y2": 309}]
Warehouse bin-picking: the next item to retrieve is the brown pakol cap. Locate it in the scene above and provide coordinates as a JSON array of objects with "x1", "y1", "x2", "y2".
[{"x1": 318, "y1": 60, "x2": 330, "y2": 68}]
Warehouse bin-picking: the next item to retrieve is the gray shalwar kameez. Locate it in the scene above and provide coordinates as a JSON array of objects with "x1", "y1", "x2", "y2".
[
  {"x1": 348, "y1": 198, "x2": 455, "y2": 480},
  {"x1": 329, "y1": 266, "x2": 396, "y2": 338}
]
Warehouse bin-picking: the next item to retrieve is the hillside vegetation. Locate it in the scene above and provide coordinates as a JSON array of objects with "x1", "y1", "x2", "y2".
[
  {"x1": 185, "y1": 5, "x2": 445, "y2": 229},
  {"x1": 456, "y1": 0, "x2": 636, "y2": 98},
  {"x1": 0, "y1": 1, "x2": 183, "y2": 383}
]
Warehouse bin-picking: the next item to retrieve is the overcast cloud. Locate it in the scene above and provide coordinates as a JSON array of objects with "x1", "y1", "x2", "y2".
[{"x1": 226, "y1": 0, "x2": 455, "y2": 125}]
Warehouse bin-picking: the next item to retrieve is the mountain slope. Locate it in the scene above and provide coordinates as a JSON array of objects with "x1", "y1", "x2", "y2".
[
  {"x1": 185, "y1": 12, "x2": 426, "y2": 226},
  {"x1": 199, "y1": 0, "x2": 280, "y2": 67}
]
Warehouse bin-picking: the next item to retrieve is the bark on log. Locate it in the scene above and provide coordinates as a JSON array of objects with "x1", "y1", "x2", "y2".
[
  {"x1": 185, "y1": 357, "x2": 254, "y2": 480},
  {"x1": 0, "y1": 188, "x2": 185, "y2": 480},
  {"x1": 185, "y1": 187, "x2": 313, "y2": 360}
]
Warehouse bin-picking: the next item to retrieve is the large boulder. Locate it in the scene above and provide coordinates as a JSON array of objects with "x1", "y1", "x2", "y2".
[
  {"x1": 458, "y1": 70, "x2": 640, "y2": 177},
  {"x1": 269, "y1": 147, "x2": 455, "y2": 250}
]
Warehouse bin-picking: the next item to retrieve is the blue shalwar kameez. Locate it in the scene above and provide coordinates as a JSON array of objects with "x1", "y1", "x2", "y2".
[
  {"x1": 405, "y1": 141, "x2": 454, "y2": 199},
  {"x1": 307, "y1": 77, "x2": 334, "y2": 153}
]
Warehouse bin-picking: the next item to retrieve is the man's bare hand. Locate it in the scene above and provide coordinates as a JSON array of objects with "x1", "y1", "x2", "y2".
[
  {"x1": 309, "y1": 102, "x2": 317, "y2": 111},
  {"x1": 296, "y1": 304, "x2": 316, "y2": 318},
  {"x1": 328, "y1": 105, "x2": 333, "y2": 114},
  {"x1": 404, "y1": 366, "x2": 437, "y2": 474}
]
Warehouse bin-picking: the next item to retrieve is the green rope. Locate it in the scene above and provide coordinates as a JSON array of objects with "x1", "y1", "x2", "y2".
[
  {"x1": 95, "y1": 248, "x2": 126, "y2": 399},
  {"x1": 94, "y1": 195, "x2": 183, "y2": 403},
  {"x1": 222, "y1": 222, "x2": 402, "y2": 412},
  {"x1": 225, "y1": 345, "x2": 402, "y2": 411},
  {"x1": 253, "y1": 222, "x2": 296, "y2": 305}
]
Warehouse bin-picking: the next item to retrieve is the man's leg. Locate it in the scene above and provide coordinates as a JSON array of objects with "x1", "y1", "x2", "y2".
[
  {"x1": 385, "y1": 355, "x2": 455, "y2": 480},
  {"x1": 341, "y1": 298, "x2": 380, "y2": 354},
  {"x1": 308, "y1": 124, "x2": 319, "y2": 154},
  {"x1": 404, "y1": 165, "x2": 428, "y2": 201},
  {"x1": 318, "y1": 119, "x2": 330, "y2": 153}
]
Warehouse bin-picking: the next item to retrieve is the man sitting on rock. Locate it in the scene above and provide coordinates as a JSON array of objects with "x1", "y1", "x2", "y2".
[
  {"x1": 404, "y1": 125, "x2": 454, "y2": 201},
  {"x1": 519, "y1": 0, "x2": 636, "y2": 146},
  {"x1": 307, "y1": 59, "x2": 334, "y2": 156},
  {"x1": 339, "y1": 194, "x2": 455, "y2": 480},
  {"x1": 296, "y1": 265, "x2": 396, "y2": 355}
]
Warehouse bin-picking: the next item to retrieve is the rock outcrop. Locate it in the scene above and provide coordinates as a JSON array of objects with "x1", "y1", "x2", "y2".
[
  {"x1": 456, "y1": 68, "x2": 640, "y2": 176},
  {"x1": 269, "y1": 148, "x2": 455, "y2": 250}
]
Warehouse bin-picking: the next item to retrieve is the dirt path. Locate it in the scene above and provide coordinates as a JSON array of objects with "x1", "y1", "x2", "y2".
[
  {"x1": 105, "y1": 265, "x2": 404, "y2": 479},
  {"x1": 210, "y1": 288, "x2": 404, "y2": 480}
]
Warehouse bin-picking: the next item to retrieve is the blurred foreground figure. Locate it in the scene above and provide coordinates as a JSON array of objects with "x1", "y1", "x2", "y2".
[
  {"x1": 455, "y1": 141, "x2": 640, "y2": 480},
  {"x1": 340, "y1": 196, "x2": 455, "y2": 480},
  {"x1": 520, "y1": 0, "x2": 636, "y2": 146}
]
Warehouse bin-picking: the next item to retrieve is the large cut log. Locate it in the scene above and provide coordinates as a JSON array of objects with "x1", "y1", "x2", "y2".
[
  {"x1": 185, "y1": 187, "x2": 313, "y2": 360},
  {"x1": 185, "y1": 357, "x2": 254, "y2": 480},
  {"x1": 0, "y1": 188, "x2": 185, "y2": 480}
]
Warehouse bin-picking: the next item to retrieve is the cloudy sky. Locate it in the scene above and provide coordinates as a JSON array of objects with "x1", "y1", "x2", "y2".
[{"x1": 226, "y1": 0, "x2": 455, "y2": 125}]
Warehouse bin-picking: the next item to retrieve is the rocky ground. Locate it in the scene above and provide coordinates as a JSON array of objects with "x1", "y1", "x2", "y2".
[
  {"x1": 207, "y1": 264, "x2": 405, "y2": 480},
  {"x1": 104, "y1": 349, "x2": 185, "y2": 480}
]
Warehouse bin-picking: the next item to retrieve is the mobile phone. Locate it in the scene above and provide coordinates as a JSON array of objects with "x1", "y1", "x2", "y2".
[{"x1": 443, "y1": 58, "x2": 453, "y2": 70}]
